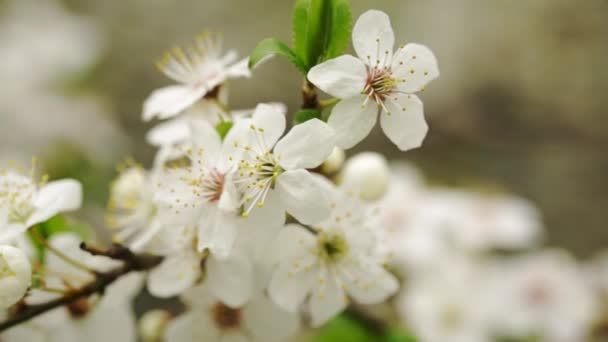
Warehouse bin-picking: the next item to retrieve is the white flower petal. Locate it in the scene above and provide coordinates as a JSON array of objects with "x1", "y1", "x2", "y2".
[
  {"x1": 352, "y1": 10, "x2": 395, "y2": 65},
  {"x1": 309, "y1": 267, "x2": 348, "y2": 327},
  {"x1": 225, "y1": 57, "x2": 251, "y2": 78},
  {"x1": 206, "y1": 251, "x2": 253, "y2": 308},
  {"x1": 270, "y1": 224, "x2": 317, "y2": 265},
  {"x1": 142, "y1": 85, "x2": 206, "y2": 121},
  {"x1": 146, "y1": 118, "x2": 190, "y2": 147},
  {"x1": 269, "y1": 258, "x2": 317, "y2": 313},
  {"x1": 339, "y1": 260, "x2": 399, "y2": 304},
  {"x1": 275, "y1": 119, "x2": 335, "y2": 170},
  {"x1": 28, "y1": 179, "x2": 82, "y2": 226},
  {"x1": 276, "y1": 170, "x2": 331, "y2": 225},
  {"x1": 147, "y1": 252, "x2": 201, "y2": 298},
  {"x1": 165, "y1": 311, "x2": 220, "y2": 342},
  {"x1": 268, "y1": 226, "x2": 318, "y2": 312},
  {"x1": 243, "y1": 294, "x2": 300, "y2": 342},
  {"x1": 327, "y1": 95, "x2": 378, "y2": 149},
  {"x1": 197, "y1": 206, "x2": 238, "y2": 258},
  {"x1": 0, "y1": 224, "x2": 27, "y2": 244},
  {"x1": 189, "y1": 120, "x2": 222, "y2": 164},
  {"x1": 380, "y1": 94, "x2": 428, "y2": 151},
  {"x1": 0, "y1": 245, "x2": 32, "y2": 309},
  {"x1": 391, "y1": 43, "x2": 439, "y2": 93},
  {"x1": 243, "y1": 189, "x2": 286, "y2": 230},
  {"x1": 307, "y1": 55, "x2": 367, "y2": 98},
  {"x1": 251, "y1": 103, "x2": 286, "y2": 149}
]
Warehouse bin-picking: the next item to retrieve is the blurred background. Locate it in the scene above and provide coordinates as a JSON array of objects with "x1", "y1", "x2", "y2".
[{"x1": 0, "y1": 0, "x2": 606, "y2": 256}]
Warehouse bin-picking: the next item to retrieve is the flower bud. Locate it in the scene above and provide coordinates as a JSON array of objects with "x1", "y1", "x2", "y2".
[
  {"x1": 0, "y1": 245, "x2": 32, "y2": 309},
  {"x1": 339, "y1": 152, "x2": 390, "y2": 201},
  {"x1": 321, "y1": 147, "x2": 345, "y2": 175},
  {"x1": 139, "y1": 309, "x2": 171, "y2": 342}
]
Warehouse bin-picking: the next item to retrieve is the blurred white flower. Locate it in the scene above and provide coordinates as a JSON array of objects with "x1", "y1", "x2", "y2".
[
  {"x1": 3, "y1": 233, "x2": 142, "y2": 342},
  {"x1": 106, "y1": 164, "x2": 166, "y2": 253},
  {"x1": 143, "y1": 32, "x2": 251, "y2": 121},
  {"x1": 0, "y1": 169, "x2": 82, "y2": 243},
  {"x1": 0, "y1": 245, "x2": 32, "y2": 309},
  {"x1": 420, "y1": 189, "x2": 544, "y2": 252},
  {"x1": 230, "y1": 103, "x2": 335, "y2": 223},
  {"x1": 338, "y1": 152, "x2": 390, "y2": 201},
  {"x1": 482, "y1": 250, "x2": 599, "y2": 342},
  {"x1": 166, "y1": 283, "x2": 300, "y2": 342},
  {"x1": 397, "y1": 256, "x2": 491, "y2": 342},
  {"x1": 308, "y1": 10, "x2": 439, "y2": 150},
  {"x1": 268, "y1": 180, "x2": 398, "y2": 327}
]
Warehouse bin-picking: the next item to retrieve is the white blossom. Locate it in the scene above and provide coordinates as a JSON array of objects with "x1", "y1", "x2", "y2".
[
  {"x1": 308, "y1": 10, "x2": 439, "y2": 151},
  {"x1": 0, "y1": 168, "x2": 82, "y2": 243},
  {"x1": 268, "y1": 178, "x2": 398, "y2": 326},
  {"x1": 230, "y1": 103, "x2": 335, "y2": 224},
  {"x1": 106, "y1": 164, "x2": 165, "y2": 252},
  {"x1": 166, "y1": 282, "x2": 300, "y2": 342},
  {"x1": 147, "y1": 201, "x2": 283, "y2": 307},
  {"x1": 143, "y1": 32, "x2": 250, "y2": 121},
  {"x1": 482, "y1": 250, "x2": 598, "y2": 342},
  {"x1": 397, "y1": 255, "x2": 492, "y2": 342},
  {"x1": 338, "y1": 152, "x2": 390, "y2": 201},
  {"x1": 0, "y1": 245, "x2": 31, "y2": 309}
]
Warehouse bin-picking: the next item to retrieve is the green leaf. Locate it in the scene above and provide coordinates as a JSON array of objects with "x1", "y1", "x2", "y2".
[
  {"x1": 292, "y1": 0, "x2": 352, "y2": 70},
  {"x1": 293, "y1": 0, "x2": 311, "y2": 63},
  {"x1": 383, "y1": 328, "x2": 418, "y2": 342},
  {"x1": 293, "y1": 109, "x2": 322, "y2": 124},
  {"x1": 248, "y1": 38, "x2": 307, "y2": 73},
  {"x1": 323, "y1": 0, "x2": 351, "y2": 60},
  {"x1": 215, "y1": 121, "x2": 234, "y2": 140},
  {"x1": 312, "y1": 315, "x2": 375, "y2": 342}
]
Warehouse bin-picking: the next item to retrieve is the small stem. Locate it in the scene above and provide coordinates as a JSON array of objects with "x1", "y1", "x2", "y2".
[
  {"x1": 30, "y1": 228, "x2": 93, "y2": 274},
  {"x1": 302, "y1": 79, "x2": 320, "y2": 109},
  {"x1": 0, "y1": 243, "x2": 162, "y2": 332}
]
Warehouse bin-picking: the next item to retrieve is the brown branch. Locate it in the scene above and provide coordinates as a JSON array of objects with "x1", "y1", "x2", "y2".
[
  {"x1": 0, "y1": 243, "x2": 162, "y2": 333},
  {"x1": 302, "y1": 79, "x2": 320, "y2": 109}
]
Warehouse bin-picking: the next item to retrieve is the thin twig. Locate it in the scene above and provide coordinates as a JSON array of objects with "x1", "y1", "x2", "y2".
[
  {"x1": 30, "y1": 228, "x2": 93, "y2": 274},
  {"x1": 0, "y1": 243, "x2": 162, "y2": 332}
]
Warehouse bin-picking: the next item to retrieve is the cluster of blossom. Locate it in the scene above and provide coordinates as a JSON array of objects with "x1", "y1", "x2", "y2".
[
  {"x1": 377, "y1": 161, "x2": 605, "y2": 342},
  {"x1": 1, "y1": 6, "x2": 607, "y2": 342}
]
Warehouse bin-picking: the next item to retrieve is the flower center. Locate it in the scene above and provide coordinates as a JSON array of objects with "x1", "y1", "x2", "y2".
[
  {"x1": 317, "y1": 231, "x2": 349, "y2": 263},
  {"x1": 211, "y1": 302, "x2": 241, "y2": 330},
  {"x1": 233, "y1": 123, "x2": 284, "y2": 217},
  {"x1": 364, "y1": 68, "x2": 397, "y2": 100},
  {"x1": 236, "y1": 152, "x2": 282, "y2": 217},
  {"x1": 0, "y1": 170, "x2": 40, "y2": 224},
  {"x1": 197, "y1": 168, "x2": 226, "y2": 203}
]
